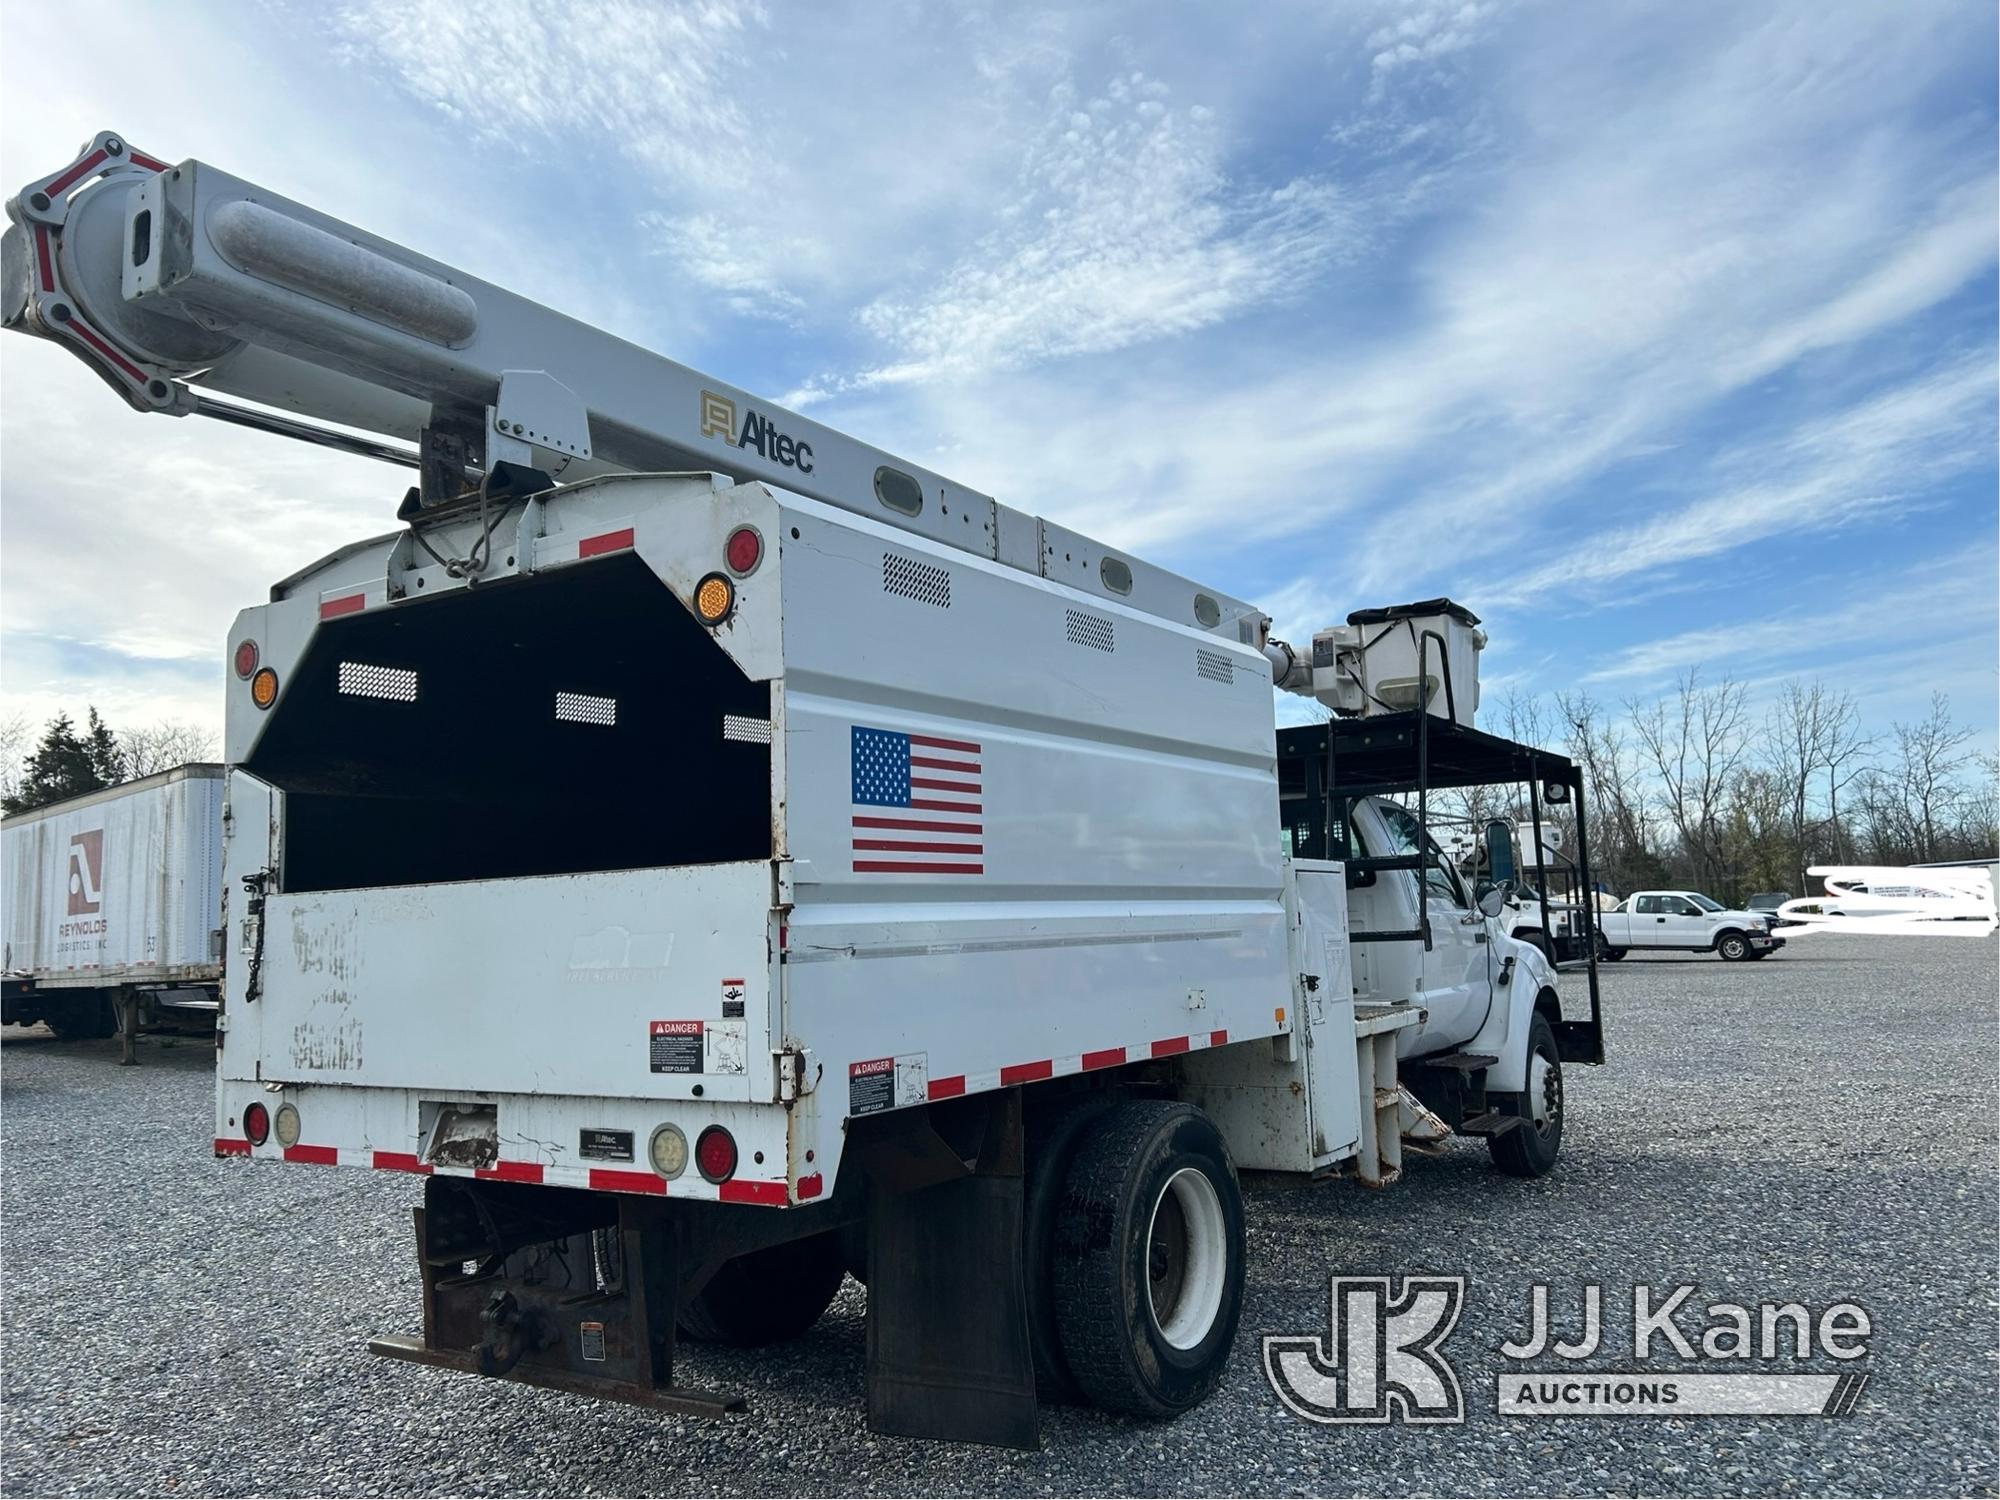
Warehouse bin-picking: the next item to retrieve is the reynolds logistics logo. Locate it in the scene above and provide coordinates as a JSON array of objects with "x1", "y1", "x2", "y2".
[{"x1": 67, "y1": 829, "x2": 105, "y2": 915}]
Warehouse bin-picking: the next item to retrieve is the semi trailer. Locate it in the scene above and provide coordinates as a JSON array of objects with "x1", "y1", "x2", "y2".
[
  {"x1": 1, "y1": 763, "x2": 224, "y2": 1057},
  {"x1": 4, "y1": 130, "x2": 1605, "y2": 1447}
]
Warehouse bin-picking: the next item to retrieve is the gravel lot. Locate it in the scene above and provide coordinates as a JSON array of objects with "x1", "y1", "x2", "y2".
[{"x1": 4, "y1": 932, "x2": 1995, "y2": 1497}]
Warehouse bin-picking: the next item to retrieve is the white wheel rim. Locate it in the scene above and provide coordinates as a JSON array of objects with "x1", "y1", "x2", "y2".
[
  {"x1": 1528, "y1": 1048, "x2": 1562, "y2": 1132},
  {"x1": 1145, "y1": 1166, "x2": 1228, "y2": 1350}
]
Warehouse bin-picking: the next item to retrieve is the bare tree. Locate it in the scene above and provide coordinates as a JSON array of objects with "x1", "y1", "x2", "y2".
[
  {"x1": 1557, "y1": 689, "x2": 1662, "y2": 897},
  {"x1": 1764, "y1": 682, "x2": 1869, "y2": 890},
  {"x1": 1862, "y1": 693, "x2": 1977, "y2": 864},
  {"x1": 119, "y1": 720, "x2": 219, "y2": 778},
  {"x1": 0, "y1": 711, "x2": 29, "y2": 809},
  {"x1": 1627, "y1": 671, "x2": 1751, "y2": 891}
]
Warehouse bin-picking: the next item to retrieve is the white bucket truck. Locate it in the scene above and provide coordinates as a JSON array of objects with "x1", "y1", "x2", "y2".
[{"x1": 3, "y1": 131, "x2": 1605, "y2": 1447}]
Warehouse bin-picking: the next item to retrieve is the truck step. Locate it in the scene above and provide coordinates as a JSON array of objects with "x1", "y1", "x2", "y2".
[
  {"x1": 1418, "y1": 1051, "x2": 1497, "y2": 1073},
  {"x1": 1456, "y1": 1111, "x2": 1523, "y2": 1137}
]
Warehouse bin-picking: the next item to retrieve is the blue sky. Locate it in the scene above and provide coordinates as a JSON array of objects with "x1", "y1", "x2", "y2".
[{"x1": 2, "y1": 0, "x2": 1994, "y2": 752}]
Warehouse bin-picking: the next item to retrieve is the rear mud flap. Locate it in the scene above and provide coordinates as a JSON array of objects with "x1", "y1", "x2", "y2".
[{"x1": 864, "y1": 1090, "x2": 1040, "y2": 1450}]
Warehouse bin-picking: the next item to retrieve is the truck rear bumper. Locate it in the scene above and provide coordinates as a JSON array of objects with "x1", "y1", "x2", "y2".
[{"x1": 213, "y1": 1081, "x2": 816, "y2": 1206}]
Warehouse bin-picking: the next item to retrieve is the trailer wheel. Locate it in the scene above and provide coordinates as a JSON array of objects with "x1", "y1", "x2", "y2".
[
  {"x1": 1489, "y1": 1012, "x2": 1563, "y2": 1178},
  {"x1": 1715, "y1": 931, "x2": 1750, "y2": 961},
  {"x1": 1051, "y1": 1100, "x2": 1244, "y2": 1417},
  {"x1": 1023, "y1": 1094, "x2": 1115, "y2": 1403},
  {"x1": 44, "y1": 992, "x2": 117, "y2": 1041},
  {"x1": 677, "y1": 1231, "x2": 845, "y2": 1347}
]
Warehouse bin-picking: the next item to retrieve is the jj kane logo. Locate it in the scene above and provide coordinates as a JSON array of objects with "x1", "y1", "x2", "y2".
[
  {"x1": 67, "y1": 829, "x2": 104, "y2": 915},
  {"x1": 1264, "y1": 1276, "x2": 1466, "y2": 1424},
  {"x1": 699, "y1": 390, "x2": 814, "y2": 474},
  {"x1": 1266, "y1": 1276, "x2": 1874, "y2": 1424}
]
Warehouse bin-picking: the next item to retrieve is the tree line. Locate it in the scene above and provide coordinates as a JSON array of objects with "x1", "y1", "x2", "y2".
[
  {"x1": 0, "y1": 710, "x2": 218, "y2": 815},
  {"x1": 1448, "y1": 674, "x2": 1997, "y2": 904}
]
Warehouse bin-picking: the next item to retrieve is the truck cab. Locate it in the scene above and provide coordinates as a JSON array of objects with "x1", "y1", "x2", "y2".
[{"x1": 1598, "y1": 890, "x2": 1783, "y2": 961}]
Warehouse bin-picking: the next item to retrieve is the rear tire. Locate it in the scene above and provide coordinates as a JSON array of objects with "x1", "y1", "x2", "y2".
[
  {"x1": 1023, "y1": 1094, "x2": 1114, "y2": 1403},
  {"x1": 44, "y1": 992, "x2": 117, "y2": 1041},
  {"x1": 1716, "y1": 932, "x2": 1750, "y2": 961},
  {"x1": 1489, "y1": 1012, "x2": 1564, "y2": 1178},
  {"x1": 1051, "y1": 1100, "x2": 1245, "y2": 1417},
  {"x1": 677, "y1": 1231, "x2": 845, "y2": 1346}
]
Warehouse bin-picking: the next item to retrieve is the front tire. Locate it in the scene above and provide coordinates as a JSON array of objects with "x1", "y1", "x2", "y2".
[
  {"x1": 1716, "y1": 931, "x2": 1750, "y2": 961},
  {"x1": 1051, "y1": 1100, "x2": 1245, "y2": 1417},
  {"x1": 677, "y1": 1231, "x2": 845, "y2": 1346},
  {"x1": 1489, "y1": 1012, "x2": 1564, "y2": 1178}
]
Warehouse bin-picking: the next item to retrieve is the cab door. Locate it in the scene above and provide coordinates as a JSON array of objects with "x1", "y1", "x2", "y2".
[
  {"x1": 1662, "y1": 895, "x2": 1709, "y2": 946},
  {"x1": 1370, "y1": 802, "x2": 1487, "y2": 1044}
]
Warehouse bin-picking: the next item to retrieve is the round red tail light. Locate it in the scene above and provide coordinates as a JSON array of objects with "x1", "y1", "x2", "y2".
[
  {"x1": 233, "y1": 639, "x2": 260, "y2": 679},
  {"x1": 243, "y1": 1102, "x2": 270, "y2": 1146},
  {"x1": 694, "y1": 1125, "x2": 738, "y2": 1183},
  {"x1": 724, "y1": 526, "x2": 762, "y2": 576}
]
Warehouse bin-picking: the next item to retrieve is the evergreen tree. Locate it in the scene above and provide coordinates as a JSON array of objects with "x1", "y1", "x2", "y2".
[{"x1": 1, "y1": 709, "x2": 123, "y2": 815}]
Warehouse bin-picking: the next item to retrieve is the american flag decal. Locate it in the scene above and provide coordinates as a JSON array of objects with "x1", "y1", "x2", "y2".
[{"x1": 851, "y1": 725, "x2": 984, "y2": 875}]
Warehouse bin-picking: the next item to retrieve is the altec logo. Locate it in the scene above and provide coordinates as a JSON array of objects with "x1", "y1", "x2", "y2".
[
  {"x1": 699, "y1": 390, "x2": 815, "y2": 474},
  {"x1": 67, "y1": 829, "x2": 105, "y2": 916}
]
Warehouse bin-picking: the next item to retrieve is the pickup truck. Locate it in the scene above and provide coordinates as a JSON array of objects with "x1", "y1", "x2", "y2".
[{"x1": 1596, "y1": 891, "x2": 1784, "y2": 961}]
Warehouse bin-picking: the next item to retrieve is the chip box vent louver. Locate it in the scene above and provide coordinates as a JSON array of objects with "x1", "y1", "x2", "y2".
[
  {"x1": 1066, "y1": 609, "x2": 1115, "y2": 653},
  {"x1": 337, "y1": 662, "x2": 418, "y2": 702},
  {"x1": 883, "y1": 552, "x2": 951, "y2": 608},
  {"x1": 723, "y1": 714, "x2": 773, "y2": 744},
  {"x1": 555, "y1": 691, "x2": 617, "y2": 726},
  {"x1": 1196, "y1": 647, "x2": 1235, "y2": 684}
]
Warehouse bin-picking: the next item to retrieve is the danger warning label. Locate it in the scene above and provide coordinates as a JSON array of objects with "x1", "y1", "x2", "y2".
[
  {"x1": 849, "y1": 1053, "x2": 927, "y2": 1116},
  {"x1": 649, "y1": 1020, "x2": 703, "y2": 1074}
]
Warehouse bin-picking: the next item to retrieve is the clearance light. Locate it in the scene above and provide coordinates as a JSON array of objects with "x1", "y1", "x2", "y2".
[
  {"x1": 233, "y1": 639, "x2": 260, "y2": 679},
  {"x1": 725, "y1": 526, "x2": 763, "y2": 576},
  {"x1": 250, "y1": 667, "x2": 280, "y2": 709},
  {"x1": 694, "y1": 1125, "x2": 737, "y2": 1184},
  {"x1": 694, "y1": 573, "x2": 735, "y2": 626},
  {"x1": 243, "y1": 1102, "x2": 270, "y2": 1146},
  {"x1": 649, "y1": 1123, "x2": 689, "y2": 1180},
  {"x1": 274, "y1": 1104, "x2": 302, "y2": 1149}
]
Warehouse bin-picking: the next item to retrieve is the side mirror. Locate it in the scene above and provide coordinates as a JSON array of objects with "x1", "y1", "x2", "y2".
[
  {"x1": 1483, "y1": 819, "x2": 1518, "y2": 888},
  {"x1": 1478, "y1": 884, "x2": 1509, "y2": 919}
]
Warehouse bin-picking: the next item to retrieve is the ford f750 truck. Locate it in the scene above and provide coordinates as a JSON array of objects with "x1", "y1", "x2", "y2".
[{"x1": 3, "y1": 130, "x2": 1605, "y2": 1448}]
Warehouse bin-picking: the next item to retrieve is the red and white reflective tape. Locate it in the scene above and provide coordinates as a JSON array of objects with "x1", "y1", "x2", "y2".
[
  {"x1": 928, "y1": 1026, "x2": 1244, "y2": 1103},
  {"x1": 214, "y1": 1139, "x2": 799, "y2": 1205},
  {"x1": 318, "y1": 580, "x2": 389, "y2": 620},
  {"x1": 537, "y1": 522, "x2": 637, "y2": 567}
]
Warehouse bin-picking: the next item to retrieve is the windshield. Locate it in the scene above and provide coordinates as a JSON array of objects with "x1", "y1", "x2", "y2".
[{"x1": 1687, "y1": 893, "x2": 1724, "y2": 912}]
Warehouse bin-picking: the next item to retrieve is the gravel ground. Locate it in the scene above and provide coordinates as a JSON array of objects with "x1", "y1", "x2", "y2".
[{"x1": 4, "y1": 932, "x2": 1995, "y2": 1497}]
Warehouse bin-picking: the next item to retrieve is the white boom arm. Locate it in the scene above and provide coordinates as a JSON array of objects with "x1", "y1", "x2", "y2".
[{"x1": 5, "y1": 130, "x2": 1271, "y2": 644}]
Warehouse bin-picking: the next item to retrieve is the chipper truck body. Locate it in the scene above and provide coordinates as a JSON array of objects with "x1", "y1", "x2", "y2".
[{"x1": 4, "y1": 130, "x2": 1604, "y2": 1447}]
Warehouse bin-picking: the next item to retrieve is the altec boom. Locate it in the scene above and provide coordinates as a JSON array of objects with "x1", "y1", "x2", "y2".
[{"x1": 4, "y1": 131, "x2": 1604, "y2": 1447}]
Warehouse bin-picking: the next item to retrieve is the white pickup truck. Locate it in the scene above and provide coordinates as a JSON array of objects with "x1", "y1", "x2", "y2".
[{"x1": 1596, "y1": 891, "x2": 1784, "y2": 961}]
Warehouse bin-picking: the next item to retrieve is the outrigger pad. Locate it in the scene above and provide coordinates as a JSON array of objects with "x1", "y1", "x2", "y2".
[{"x1": 865, "y1": 1171, "x2": 1040, "y2": 1450}]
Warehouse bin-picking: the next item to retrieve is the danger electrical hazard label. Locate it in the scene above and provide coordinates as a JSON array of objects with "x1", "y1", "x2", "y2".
[
  {"x1": 849, "y1": 1053, "x2": 927, "y2": 1116},
  {"x1": 649, "y1": 1020, "x2": 704, "y2": 1074}
]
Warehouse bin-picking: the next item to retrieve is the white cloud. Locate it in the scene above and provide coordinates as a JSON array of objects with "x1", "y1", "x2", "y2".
[
  {"x1": 328, "y1": 0, "x2": 767, "y2": 195},
  {"x1": 1478, "y1": 355, "x2": 1996, "y2": 608},
  {"x1": 838, "y1": 73, "x2": 1363, "y2": 389}
]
